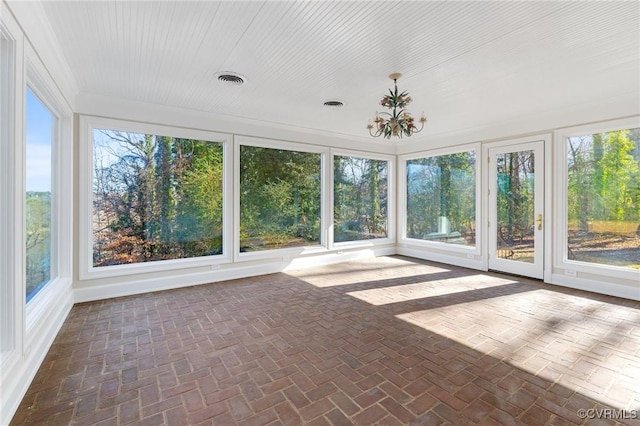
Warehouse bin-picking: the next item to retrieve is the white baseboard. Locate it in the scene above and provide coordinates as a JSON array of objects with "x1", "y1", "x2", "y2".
[
  {"x1": 397, "y1": 246, "x2": 485, "y2": 271},
  {"x1": 284, "y1": 246, "x2": 396, "y2": 270},
  {"x1": 74, "y1": 262, "x2": 286, "y2": 303},
  {"x1": 1, "y1": 288, "x2": 73, "y2": 426},
  {"x1": 74, "y1": 246, "x2": 395, "y2": 303},
  {"x1": 549, "y1": 273, "x2": 640, "y2": 301}
]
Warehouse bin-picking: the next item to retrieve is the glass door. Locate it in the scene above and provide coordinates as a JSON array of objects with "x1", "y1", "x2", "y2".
[{"x1": 488, "y1": 141, "x2": 544, "y2": 278}]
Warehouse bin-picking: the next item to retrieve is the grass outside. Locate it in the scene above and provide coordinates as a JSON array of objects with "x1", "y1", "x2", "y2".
[
  {"x1": 568, "y1": 230, "x2": 639, "y2": 270},
  {"x1": 498, "y1": 222, "x2": 639, "y2": 270}
]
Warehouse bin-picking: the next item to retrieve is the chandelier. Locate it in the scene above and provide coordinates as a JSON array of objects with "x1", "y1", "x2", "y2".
[{"x1": 367, "y1": 73, "x2": 427, "y2": 139}]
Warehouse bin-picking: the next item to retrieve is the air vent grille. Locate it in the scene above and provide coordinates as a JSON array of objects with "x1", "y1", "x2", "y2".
[
  {"x1": 324, "y1": 100, "x2": 344, "y2": 108},
  {"x1": 216, "y1": 72, "x2": 246, "y2": 85}
]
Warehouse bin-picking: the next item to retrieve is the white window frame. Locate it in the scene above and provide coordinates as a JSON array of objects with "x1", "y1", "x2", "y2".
[
  {"x1": 398, "y1": 143, "x2": 482, "y2": 257},
  {"x1": 330, "y1": 149, "x2": 395, "y2": 250},
  {"x1": 0, "y1": 18, "x2": 19, "y2": 359},
  {"x1": 78, "y1": 116, "x2": 234, "y2": 280},
  {"x1": 24, "y1": 84, "x2": 58, "y2": 301},
  {"x1": 482, "y1": 136, "x2": 549, "y2": 280},
  {"x1": 23, "y1": 45, "x2": 73, "y2": 335},
  {"x1": 553, "y1": 117, "x2": 640, "y2": 282},
  {"x1": 234, "y1": 136, "x2": 329, "y2": 262}
]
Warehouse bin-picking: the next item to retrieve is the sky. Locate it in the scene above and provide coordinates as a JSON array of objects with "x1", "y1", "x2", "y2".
[{"x1": 25, "y1": 88, "x2": 53, "y2": 192}]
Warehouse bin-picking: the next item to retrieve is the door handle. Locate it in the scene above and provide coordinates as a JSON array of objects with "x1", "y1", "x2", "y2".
[{"x1": 536, "y1": 214, "x2": 543, "y2": 230}]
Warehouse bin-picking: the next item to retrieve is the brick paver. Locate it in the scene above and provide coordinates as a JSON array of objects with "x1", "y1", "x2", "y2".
[{"x1": 10, "y1": 256, "x2": 640, "y2": 425}]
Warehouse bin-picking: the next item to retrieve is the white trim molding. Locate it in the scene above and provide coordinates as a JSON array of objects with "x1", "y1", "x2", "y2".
[
  {"x1": 1, "y1": 11, "x2": 75, "y2": 424},
  {"x1": 330, "y1": 148, "x2": 396, "y2": 250},
  {"x1": 78, "y1": 115, "x2": 234, "y2": 280},
  {"x1": 74, "y1": 245, "x2": 396, "y2": 303},
  {"x1": 234, "y1": 135, "x2": 330, "y2": 262},
  {"x1": 552, "y1": 117, "x2": 640, "y2": 300},
  {"x1": 398, "y1": 143, "x2": 483, "y2": 263}
]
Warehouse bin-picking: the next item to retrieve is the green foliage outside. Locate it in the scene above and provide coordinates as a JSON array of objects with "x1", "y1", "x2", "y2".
[
  {"x1": 26, "y1": 191, "x2": 51, "y2": 300},
  {"x1": 494, "y1": 151, "x2": 536, "y2": 262},
  {"x1": 567, "y1": 128, "x2": 640, "y2": 269},
  {"x1": 406, "y1": 152, "x2": 476, "y2": 245},
  {"x1": 240, "y1": 146, "x2": 321, "y2": 251},
  {"x1": 334, "y1": 156, "x2": 388, "y2": 242},
  {"x1": 93, "y1": 130, "x2": 223, "y2": 266},
  {"x1": 90, "y1": 126, "x2": 638, "y2": 270}
]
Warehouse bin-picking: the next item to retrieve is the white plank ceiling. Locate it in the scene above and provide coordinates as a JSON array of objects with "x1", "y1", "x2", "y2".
[{"x1": 37, "y1": 1, "x2": 640, "y2": 142}]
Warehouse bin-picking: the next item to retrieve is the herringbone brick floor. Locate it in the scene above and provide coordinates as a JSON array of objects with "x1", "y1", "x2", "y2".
[{"x1": 10, "y1": 256, "x2": 640, "y2": 425}]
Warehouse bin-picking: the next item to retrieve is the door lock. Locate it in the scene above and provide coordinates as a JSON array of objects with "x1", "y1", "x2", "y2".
[{"x1": 536, "y1": 214, "x2": 543, "y2": 230}]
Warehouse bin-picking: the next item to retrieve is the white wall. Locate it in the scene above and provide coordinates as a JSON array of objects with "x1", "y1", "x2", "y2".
[{"x1": 0, "y1": 1, "x2": 75, "y2": 424}]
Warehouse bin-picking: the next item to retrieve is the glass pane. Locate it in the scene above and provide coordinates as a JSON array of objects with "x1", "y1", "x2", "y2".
[
  {"x1": 495, "y1": 150, "x2": 535, "y2": 263},
  {"x1": 240, "y1": 146, "x2": 321, "y2": 252},
  {"x1": 93, "y1": 130, "x2": 224, "y2": 266},
  {"x1": 334, "y1": 156, "x2": 388, "y2": 242},
  {"x1": 406, "y1": 151, "x2": 476, "y2": 246},
  {"x1": 567, "y1": 128, "x2": 640, "y2": 269},
  {"x1": 25, "y1": 89, "x2": 53, "y2": 301}
]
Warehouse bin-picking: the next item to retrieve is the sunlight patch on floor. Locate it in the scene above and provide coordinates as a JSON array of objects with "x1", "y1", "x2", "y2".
[
  {"x1": 346, "y1": 274, "x2": 517, "y2": 305},
  {"x1": 396, "y1": 289, "x2": 640, "y2": 410},
  {"x1": 287, "y1": 257, "x2": 450, "y2": 288}
]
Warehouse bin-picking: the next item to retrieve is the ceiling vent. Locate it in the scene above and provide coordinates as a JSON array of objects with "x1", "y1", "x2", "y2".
[
  {"x1": 216, "y1": 72, "x2": 246, "y2": 85},
  {"x1": 323, "y1": 100, "x2": 344, "y2": 108}
]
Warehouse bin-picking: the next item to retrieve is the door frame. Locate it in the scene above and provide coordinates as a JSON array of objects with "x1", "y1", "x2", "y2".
[{"x1": 482, "y1": 134, "x2": 552, "y2": 280}]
